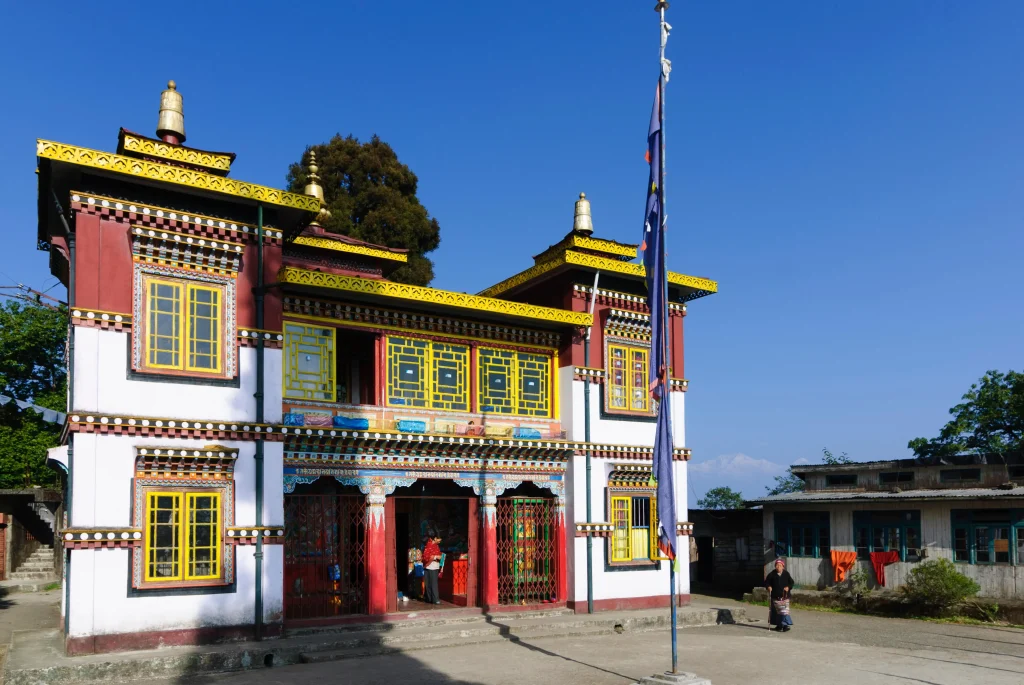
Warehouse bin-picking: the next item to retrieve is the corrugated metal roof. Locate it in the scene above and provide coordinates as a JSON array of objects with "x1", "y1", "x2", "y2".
[{"x1": 747, "y1": 487, "x2": 1024, "y2": 505}]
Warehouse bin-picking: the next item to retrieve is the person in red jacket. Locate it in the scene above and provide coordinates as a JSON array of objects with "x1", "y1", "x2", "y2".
[{"x1": 423, "y1": 536, "x2": 442, "y2": 605}]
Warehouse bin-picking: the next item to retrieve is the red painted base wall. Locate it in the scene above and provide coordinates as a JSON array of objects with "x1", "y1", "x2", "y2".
[
  {"x1": 567, "y1": 594, "x2": 691, "y2": 613},
  {"x1": 65, "y1": 623, "x2": 284, "y2": 656}
]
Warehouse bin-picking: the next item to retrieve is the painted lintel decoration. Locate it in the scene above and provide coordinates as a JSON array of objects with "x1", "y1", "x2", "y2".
[
  {"x1": 63, "y1": 529, "x2": 142, "y2": 549},
  {"x1": 131, "y1": 225, "x2": 244, "y2": 277},
  {"x1": 227, "y1": 527, "x2": 285, "y2": 545},
  {"x1": 608, "y1": 464, "x2": 655, "y2": 488},
  {"x1": 238, "y1": 328, "x2": 284, "y2": 349},
  {"x1": 38, "y1": 141, "x2": 320, "y2": 212},
  {"x1": 575, "y1": 522, "x2": 615, "y2": 538},
  {"x1": 278, "y1": 267, "x2": 593, "y2": 327},
  {"x1": 71, "y1": 192, "x2": 285, "y2": 244},
  {"x1": 284, "y1": 297, "x2": 561, "y2": 348},
  {"x1": 676, "y1": 522, "x2": 694, "y2": 536},
  {"x1": 135, "y1": 444, "x2": 238, "y2": 480},
  {"x1": 573, "y1": 366, "x2": 606, "y2": 383},
  {"x1": 71, "y1": 308, "x2": 132, "y2": 332}
]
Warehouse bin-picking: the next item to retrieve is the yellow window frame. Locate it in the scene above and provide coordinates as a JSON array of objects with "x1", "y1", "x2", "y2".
[
  {"x1": 143, "y1": 277, "x2": 223, "y2": 374},
  {"x1": 476, "y1": 346, "x2": 553, "y2": 419},
  {"x1": 283, "y1": 323, "x2": 336, "y2": 401},
  {"x1": 607, "y1": 343, "x2": 650, "y2": 414},
  {"x1": 650, "y1": 494, "x2": 670, "y2": 560},
  {"x1": 611, "y1": 496, "x2": 632, "y2": 562},
  {"x1": 143, "y1": 490, "x2": 222, "y2": 583},
  {"x1": 385, "y1": 336, "x2": 471, "y2": 412}
]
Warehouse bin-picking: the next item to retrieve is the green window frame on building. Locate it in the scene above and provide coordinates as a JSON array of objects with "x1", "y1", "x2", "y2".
[
  {"x1": 951, "y1": 509, "x2": 1024, "y2": 565},
  {"x1": 774, "y1": 512, "x2": 830, "y2": 559},
  {"x1": 853, "y1": 511, "x2": 922, "y2": 561}
]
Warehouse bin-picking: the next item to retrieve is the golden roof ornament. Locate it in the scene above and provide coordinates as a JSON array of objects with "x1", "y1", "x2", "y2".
[
  {"x1": 303, "y1": 151, "x2": 332, "y2": 226},
  {"x1": 573, "y1": 192, "x2": 593, "y2": 235},
  {"x1": 156, "y1": 80, "x2": 186, "y2": 145}
]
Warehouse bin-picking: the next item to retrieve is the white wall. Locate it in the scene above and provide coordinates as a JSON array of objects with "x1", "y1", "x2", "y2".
[
  {"x1": 66, "y1": 432, "x2": 285, "y2": 636},
  {"x1": 73, "y1": 327, "x2": 283, "y2": 423}
]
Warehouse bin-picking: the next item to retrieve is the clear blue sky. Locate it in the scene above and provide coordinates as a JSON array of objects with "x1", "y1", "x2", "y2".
[{"x1": 2, "y1": 2, "x2": 1022, "y2": 501}]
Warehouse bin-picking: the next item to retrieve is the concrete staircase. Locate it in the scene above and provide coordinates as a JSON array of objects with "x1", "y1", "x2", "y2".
[{"x1": 10, "y1": 546, "x2": 55, "y2": 581}]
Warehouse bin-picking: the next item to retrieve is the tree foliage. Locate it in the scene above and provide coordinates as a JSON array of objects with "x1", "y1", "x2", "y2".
[
  {"x1": 0, "y1": 301, "x2": 67, "y2": 488},
  {"x1": 909, "y1": 370, "x2": 1024, "y2": 460},
  {"x1": 696, "y1": 486, "x2": 745, "y2": 510},
  {"x1": 286, "y1": 135, "x2": 441, "y2": 286},
  {"x1": 765, "y1": 447, "x2": 851, "y2": 496}
]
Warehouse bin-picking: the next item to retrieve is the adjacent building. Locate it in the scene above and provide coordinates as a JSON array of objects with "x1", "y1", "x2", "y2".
[
  {"x1": 36, "y1": 82, "x2": 716, "y2": 654},
  {"x1": 750, "y1": 455, "x2": 1024, "y2": 598}
]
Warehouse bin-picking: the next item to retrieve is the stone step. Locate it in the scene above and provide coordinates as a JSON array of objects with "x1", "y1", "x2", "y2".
[
  {"x1": 2, "y1": 606, "x2": 748, "y2": 685},
  {"x1": 0, "y1": 579, "x2": 59, "y2": 593},
  {"x1": 15, "y1": 561, "x2": 53, "y2": 570},
  {"x1": 9, "y1": 571, "x2": 54, "y2": 580},
  {"x1": 285, "y1": 607, "x2": 573, "y2": 638}
]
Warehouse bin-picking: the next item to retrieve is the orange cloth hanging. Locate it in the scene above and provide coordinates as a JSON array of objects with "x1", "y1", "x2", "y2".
[
  {"x1": 869, "y1": 551, "x2": 900, "y2": 586},
  {"x1": 831, "y1": 550, "x2": 858, "y2": 583}
]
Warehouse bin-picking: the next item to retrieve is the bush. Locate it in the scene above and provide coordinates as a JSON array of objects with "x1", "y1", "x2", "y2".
[{"x1": 902, "y1": 559, "x2": 980, "y2": 614}]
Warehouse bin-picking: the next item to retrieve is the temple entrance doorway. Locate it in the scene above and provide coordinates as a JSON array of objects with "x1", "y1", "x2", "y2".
[
  {"x1": 388, "y1": 480, "x2": 477, "y2": 613},
  {"x1": 283, "y1": 478, "x2": 367, "y2": 621}
]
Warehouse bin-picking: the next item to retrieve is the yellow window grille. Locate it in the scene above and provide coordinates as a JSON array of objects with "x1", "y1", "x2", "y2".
[
  {"x1": 478, "y1": 347, "x2": 516, "y2": 414},
  {"x1": 478, "y1": 347, "x2": 552, "y2": 418},
  {"x1": 608, "y1": 346, "x2": 627, "y2": 409},
  {"x1": 631, "y1": 495, "x2": 651, "y2": 559},
  {"x1": 630, "y1": 348, "x2": 649, "y2": 412},
  {"x1": 284, "y1": 323, "x2": 336, "y2": 401},
  {"x1": 145, "y1": 492, "x2": 181, "y2": 580},
  {"x1": 517, "y1": 353, "x2": 550, "y2": 417},
  {"x1": 147, "y1": 280, "x2": 182, "y2": 368},
  {"x1": 430, "y1": 342, "x2": 469, "y2": 411},
  {"x1": 145, "y1": 278, "x2": 223, "y2": 374},
  {"x1": 186, "y1": 493, "x2": 220, "y2": 580},
  {"x1": 611, "y1": 496, "x2": 632, "y2": 562},
  {"x1": 386, "y1": 336, "x2": 430, "y2": 408},
  {"x1": 607, "y1": 343, "x2": 650, "y2": 414},
  {"x1": 186, "y1": 285, "x2": 220, "y2": 372},
  {"x1": 144, "y1": 491, "x2": 222, "y2": 583},
  {"x1": 650, "y1": 494, "x2": 670, "y2": 560}
]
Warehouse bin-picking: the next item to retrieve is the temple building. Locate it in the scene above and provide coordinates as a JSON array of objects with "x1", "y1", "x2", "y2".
[{"x1": 35, "y1": 82, "x2": 717, "y2": 654}]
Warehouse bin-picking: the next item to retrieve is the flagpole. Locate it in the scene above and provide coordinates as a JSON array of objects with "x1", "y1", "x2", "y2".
[{"x1": 655, "y1": 0, "x2": 676, "y2": 676}]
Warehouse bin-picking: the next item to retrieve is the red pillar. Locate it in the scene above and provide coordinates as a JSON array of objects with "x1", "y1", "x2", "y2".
[
  {"x1": 479, "y1": 486, "x2": 498, "y2": 609},
  {"x1": 365, "y1": 489, "x2": 387, "y2": 616},
  {"x1": 555, "y1": 496, "x2": 567, "y2": 602}
]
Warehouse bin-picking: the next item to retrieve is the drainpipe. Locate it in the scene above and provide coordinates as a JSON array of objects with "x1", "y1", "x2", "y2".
[
  {"x1": 584, "y1": 270, "x2": 600, "y2": 614},
  {"x1": 51, "y1": 189, "x2": 74, "y2": 636},
  {"x1": 254, "y1": 204, "x2": 265, "y2": 640}
]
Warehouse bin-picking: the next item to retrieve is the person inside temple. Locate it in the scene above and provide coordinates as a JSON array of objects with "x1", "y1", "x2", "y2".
[{"x1": 423, "y1": 535, "x2": 442, "y2": 605}]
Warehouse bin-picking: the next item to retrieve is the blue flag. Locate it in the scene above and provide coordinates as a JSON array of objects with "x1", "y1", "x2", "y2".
[{"x1": 641, "y1": 76, "x2": 676, "y2": 561}]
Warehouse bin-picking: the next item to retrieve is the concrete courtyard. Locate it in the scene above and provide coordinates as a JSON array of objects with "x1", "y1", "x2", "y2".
[{"x1": 3, "y1": 591, "x2": 1024, "y2": 685}]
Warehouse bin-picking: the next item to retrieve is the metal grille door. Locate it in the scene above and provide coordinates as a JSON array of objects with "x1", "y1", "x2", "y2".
[
  {"x1": 496, "y1": 497, "x2": 557, "y2": 605},
  {"x1": 284, "y1": 494, "x2": 367, "y2": 619}
]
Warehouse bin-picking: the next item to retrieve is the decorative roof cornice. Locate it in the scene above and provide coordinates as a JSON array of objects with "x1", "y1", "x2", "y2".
[
  {"x1": 285, "y1": 431, "x2": 576, "y2": 459},
  {"x1": 278, "y1": 267, "x2": 592, "y2": 327},
  {"x1": 480, "y1": 249, "x2": 717, "y2": 302},
  {"x1": 572, "y1": 284, "x2": 686, "y2": 314},
  {"x1": 70, "y1": 192, "x2": 284, "y2": 243},
  {"x1": 39, "y1": 141, "x2": 319, "y2": 212},
  {"x1": 283, "y1": 297, "x2": 561, "y2": 348},
  {"x1": 119, "y1": 131, "x2": 234, "y2": 174},
  {"x1": 71, "y1": 308, "x2": 132, "y2": 331},
  {"x1": 533, "y1": 235, "x2": 638, "y2": 263},
  {"x1": 292, "y1": 235, "x2": 408, "y2": 263}
]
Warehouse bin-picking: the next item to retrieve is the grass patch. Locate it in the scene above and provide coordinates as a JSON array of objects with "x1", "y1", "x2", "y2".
[{"x1": 42, "y1": 582, "x2": 61, "y2": 592}]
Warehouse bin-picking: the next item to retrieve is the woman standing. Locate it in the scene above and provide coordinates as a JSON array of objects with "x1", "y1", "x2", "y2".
[
  {"x1": 765, "y1": 558, "x2": 794, "y2": 632},
  {"x1": 423, "y1": 535, "x2": 442, "y2": 605}
]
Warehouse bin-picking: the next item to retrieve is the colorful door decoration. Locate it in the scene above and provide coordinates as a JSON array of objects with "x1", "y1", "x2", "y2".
[
  {"x1": 496, "y1": 497, "x2": 557, "y2": 605},
  {"x1": 284, "y1": 494, "x2": 367, "y2": 619}
]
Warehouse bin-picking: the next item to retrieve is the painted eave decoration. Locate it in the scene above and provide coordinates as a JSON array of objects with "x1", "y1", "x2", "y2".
[
  {"x1": 478, "y1": 248, "x2": 718, "y2": 302},
  {"x1": 278, "y1": 267, "x2": 593, "y2": 328},
  {"x1": 117, "y1": 129, "x2": 236, "y2": 176},
  {"x1": 292, "y1": 235, "x2": 409, "y2": 263},
  {"x1": 37, "y1": 140, "x2": 317, "y2": 212}
]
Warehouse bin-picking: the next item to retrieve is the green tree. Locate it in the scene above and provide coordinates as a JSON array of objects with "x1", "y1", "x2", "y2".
[
  {"x1": 909, "y1": 370, "x2": 1024, "y2": 460},
  {"x1": 696, "y1": 486, "x2": 745, "y2": 509},
  {"x1": 0, "y1": 300, "x2": 68, "y2": 488},
  {"x1": 822, "y1": 447, "x2": 852, "y2": 465},
  {"x1": 286, "y1": 135, "x2": 442, "y2": 286}
]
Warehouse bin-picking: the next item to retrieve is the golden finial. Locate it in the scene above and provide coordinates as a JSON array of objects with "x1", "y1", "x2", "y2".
[
  {"x1": 573, "y1": 192, "x2": 593, "y2": 235},
  {"x1": 303, "y1": 150, "x2": 332, "y2": 226},
  {"x1": 156, "y1": 80, "x2": 186, "y2": 144}
]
